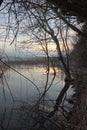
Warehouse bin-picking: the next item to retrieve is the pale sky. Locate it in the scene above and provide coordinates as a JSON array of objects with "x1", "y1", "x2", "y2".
[{"x1": 0, "y1": 9, "x2": 74, "y2": 60}]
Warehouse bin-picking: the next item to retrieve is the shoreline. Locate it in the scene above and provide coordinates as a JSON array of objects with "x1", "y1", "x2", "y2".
[{"x1": 6, "y1": 57, "x2": 62, "y2": 66}]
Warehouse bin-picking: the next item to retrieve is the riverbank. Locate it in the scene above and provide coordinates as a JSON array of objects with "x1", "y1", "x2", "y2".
[{"x1": 64, "y1": 67, "x2": 87, "y2": 130}]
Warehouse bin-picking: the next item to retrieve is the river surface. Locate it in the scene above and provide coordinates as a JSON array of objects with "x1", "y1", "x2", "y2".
[{"x1": 0, "y1": 63, "x2": 73, "y2": 130}]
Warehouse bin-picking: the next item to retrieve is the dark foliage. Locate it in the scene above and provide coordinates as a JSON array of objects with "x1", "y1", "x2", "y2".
[{"x1": 47, "y1": 0, "x2": 87, "y2": 22}]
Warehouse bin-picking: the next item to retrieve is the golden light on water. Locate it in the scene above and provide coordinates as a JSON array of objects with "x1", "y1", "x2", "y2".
[{"x1": 32, "y1": 66, "x2": 62, "y2": 75}]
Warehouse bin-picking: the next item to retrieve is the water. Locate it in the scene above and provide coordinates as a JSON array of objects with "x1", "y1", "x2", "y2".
[{"x1": 0, "y1": 63, "x2": 74, "y2": 130}]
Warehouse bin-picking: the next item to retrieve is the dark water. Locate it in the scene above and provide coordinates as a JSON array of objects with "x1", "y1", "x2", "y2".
[{"x1": 0, "y1": 64, "x2": 74, "y2": 130}]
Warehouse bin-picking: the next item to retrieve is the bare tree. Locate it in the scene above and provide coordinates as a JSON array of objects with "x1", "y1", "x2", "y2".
[{"x1": 0, "y1": 0, "x2": 79, "y2": 129}]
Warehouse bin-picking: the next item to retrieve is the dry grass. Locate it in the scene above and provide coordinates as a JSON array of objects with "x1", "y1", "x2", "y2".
[{"x1": 66, "y1": 68, "x2": 87, "y2": 130}]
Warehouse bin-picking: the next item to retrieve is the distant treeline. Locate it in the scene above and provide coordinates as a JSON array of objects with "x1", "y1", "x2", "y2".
[{"x1": 7, "y1": 57, "x2": 62, "y2": 66}]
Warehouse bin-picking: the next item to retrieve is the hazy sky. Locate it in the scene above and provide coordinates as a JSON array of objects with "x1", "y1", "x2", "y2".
[{"x1": 0, "y1": 7, "x2": 74, "y2": 60}]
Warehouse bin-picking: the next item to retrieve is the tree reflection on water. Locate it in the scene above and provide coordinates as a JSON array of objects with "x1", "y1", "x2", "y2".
[{"x1": 0, "y1": 61, "x2": 73, "y2": 130}]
